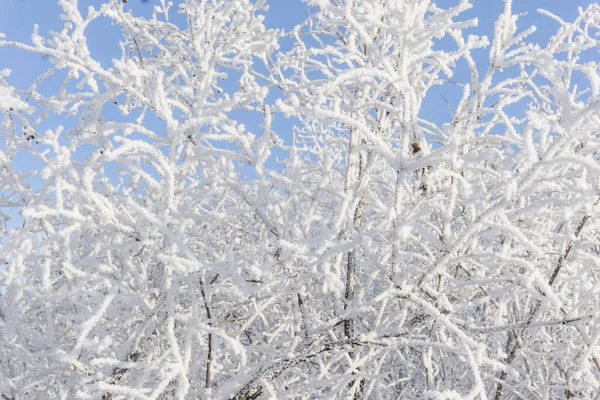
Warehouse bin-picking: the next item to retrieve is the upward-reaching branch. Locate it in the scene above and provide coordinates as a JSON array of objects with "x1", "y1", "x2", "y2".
[{"x1": 494, "y1": 214, "x2": 591, "y2": 400}]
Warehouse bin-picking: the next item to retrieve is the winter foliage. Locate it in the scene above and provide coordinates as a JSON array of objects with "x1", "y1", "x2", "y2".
[{"x1": 1, "y1": 0, "x2": 600, "y2": 398}]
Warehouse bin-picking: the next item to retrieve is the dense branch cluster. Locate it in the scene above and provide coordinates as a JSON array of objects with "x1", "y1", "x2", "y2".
[{"x1": 1, "y1": 0, "x2": 599, "y2": 398}]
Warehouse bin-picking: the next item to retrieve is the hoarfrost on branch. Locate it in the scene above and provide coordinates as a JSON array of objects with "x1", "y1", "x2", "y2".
[{"x1": 1, "y1": 0, "x2": 599, "y2": 399}]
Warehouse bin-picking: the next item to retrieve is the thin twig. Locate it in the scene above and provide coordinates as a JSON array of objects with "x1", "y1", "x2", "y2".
[
  {"x1": 132, "y1": 37, "x2": 143, "y2": 65},
  {"x1": 200, "y1": 277, "x2": 214, "y2": 389},
  {"x1": 494, "y1": 214, "x2": 590, "y2": 400}
]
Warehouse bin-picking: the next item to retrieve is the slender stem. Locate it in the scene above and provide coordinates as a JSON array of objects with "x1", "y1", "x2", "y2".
[
  {"x1": 494, "y1": 215, "x2": 590, "y2": 399},
  {"x1": 200, "y1": 276, "x2": 216, "y2": 390},
  {"x1": 297, "y1": 292, "x2": 308, "y2": 339}
]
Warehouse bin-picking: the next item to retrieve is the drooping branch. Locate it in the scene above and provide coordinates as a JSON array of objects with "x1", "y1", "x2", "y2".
[{"x1": 230, "y1": 338, "x2": 379, "y2": 400}]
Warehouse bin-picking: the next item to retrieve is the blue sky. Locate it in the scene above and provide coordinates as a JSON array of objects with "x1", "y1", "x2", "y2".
[
  {"x1": 1, "y1": 0, "x2": 595, "y2": 94},
  {"x1": 0, "y1": 0, "x2": 595, "y2": 164},
  {"x1": 0, "y1": 0, "x2": 596, "y2": 231}
]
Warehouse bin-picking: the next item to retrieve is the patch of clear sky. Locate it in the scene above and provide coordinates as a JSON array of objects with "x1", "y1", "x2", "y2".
[
  {"x1": 0, "y1": 0, "x2": 594, "y2": 148},
  {"x1": 0, "y1": 0, "x2": 596, "y2": 231}
]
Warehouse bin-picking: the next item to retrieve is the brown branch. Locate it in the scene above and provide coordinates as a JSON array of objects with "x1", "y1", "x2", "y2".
[
  {"x1": 494, "y1": 214, "x2": 590, "y2": 400},
  {"x1": 297, "y1": 293, "x2": 308, "y2": 340},
  {"x1": 199, "y1": 277, "x2": 216, "y2": 389},
  {"x1": 132, "y1": 37, "x2": 143, "y2": 65},
  {"x1": 343, "y1": 134, "x2": 370, "y2": 399},
  {"x1": 230, "y1": 338, "x2": 377, "y2": 400}
]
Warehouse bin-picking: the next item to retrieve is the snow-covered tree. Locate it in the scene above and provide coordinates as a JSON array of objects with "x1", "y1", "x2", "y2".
[{"x1": 1, "y1": 0, "x2": 599, "y2": 399}]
